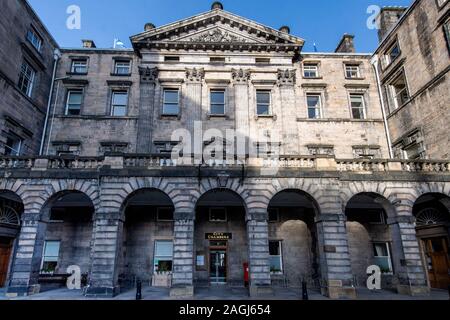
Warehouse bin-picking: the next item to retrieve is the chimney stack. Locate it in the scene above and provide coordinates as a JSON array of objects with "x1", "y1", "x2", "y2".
[
  {"x1": 335, "y1": 34, "x2": 355, "y2": 53},
  {"x1": 82, "y1": 39, "x2": 96, "y2": 48},
  {"x1": 376, "y1": 7, "x2": 407, "y2": 42},
  {"x1": 144, "y1": 23, "x2": 156, "y2": 32}
]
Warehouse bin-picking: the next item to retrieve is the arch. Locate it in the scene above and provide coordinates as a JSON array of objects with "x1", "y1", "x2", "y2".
[
  {"x1": 403, "y1": 183, "x2": 450, "y2": 209},
  {"x1": 344, "y1": 192, "x2": 396, "y2": 219},
  {"x1": 101, "y1": 177, "x2": 181, "y2": 215},
  {"x1": 195, "y1": 187, "x2": 248, "y2": 219},
  {"x1": 120, "y1": 187, "x2": 175, "y2": 217},
  {"x1": 413, "y1": 192, "x2": 450, "y2": 227},
  {"x1": 266, "y1": 179, "x2": 324, "y2": 209},
  {"x1": 268, "y1": 188, "x2": 322, "y2": 217},
  {"x1": 0, "y1": 190, "x2": 23, "y2": 227},
  {"x1": 40, "y1": 190, "x2": 96, "y2": 222},
  {"x1": 340, "y1": 181, "x2": 397, "y2": 212}
]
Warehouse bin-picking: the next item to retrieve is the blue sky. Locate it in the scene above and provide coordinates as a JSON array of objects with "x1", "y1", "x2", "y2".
[{"x1": 28, "y1": 0, "x2": 413, "y2": 53}]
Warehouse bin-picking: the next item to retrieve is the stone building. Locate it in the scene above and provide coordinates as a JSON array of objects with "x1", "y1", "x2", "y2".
[
  {"x1": 0, "y1": 0, "x2": 59, "y2": 157},
  {"x1": 0, "y1": 1, "x2": 449, "y2": 299},
  {"x1": 374, "y1": 1, "x2": 450, "y2": 160}
]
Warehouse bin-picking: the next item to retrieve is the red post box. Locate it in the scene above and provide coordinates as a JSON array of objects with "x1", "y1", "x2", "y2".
[{"x1": 243, "y1": 262, "x2": 249, "y2": 287}]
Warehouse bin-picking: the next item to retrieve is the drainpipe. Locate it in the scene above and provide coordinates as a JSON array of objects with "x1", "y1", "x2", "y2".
[
  {"x1": 371, "y1": 55, "x2": 394, "y2": 159},
  {"x1": 39, "y1": 48, "x2": 62, "y2": 156}
]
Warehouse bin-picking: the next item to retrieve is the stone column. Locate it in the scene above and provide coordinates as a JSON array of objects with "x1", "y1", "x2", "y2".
[
  {"x1": 232, "y1": 68, "x2": 251, "y2": 139},
  {"x1": 387, "y1": 214, "x2": 429, "y2": 296},
  {"x1": 6, "y1": 211, "x2": 46, "y2": 297},
  {"x1": 315, "y1": 213, "x2": 356, "y2": 299},
  {"x1": 277, "y1": 69, "x2": 298, "y2": 155},
  {"x1": 136, "y1": 67, "x2": 158, "y2": 153},
  {"x1": 170, "y1": 218, "x2": 195, "y2": 297},
  {"x1": 247, "y1": 216, "x2": 272, "y2": 297},
  {"x1": 85, "y1": 212, "x2": 123, "y2": 297}
]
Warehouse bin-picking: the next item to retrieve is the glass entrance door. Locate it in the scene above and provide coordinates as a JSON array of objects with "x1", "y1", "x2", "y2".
[{"x1": 210, "y1": 250, "x2": 227, "y2": 284}]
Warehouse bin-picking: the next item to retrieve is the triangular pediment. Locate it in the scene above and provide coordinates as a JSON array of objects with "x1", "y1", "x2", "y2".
[
  {"x1": 175, "y1": 26, "x2": 267, "y2": 44},
  {"x1": 131, "y1": 9, "x2": 304, "y2": 53}
]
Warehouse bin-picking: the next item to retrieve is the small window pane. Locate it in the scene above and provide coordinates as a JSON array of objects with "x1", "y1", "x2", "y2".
[
  {"x1": 256, "y1": 91, "x2": 270, "y2": 115},
  {"x1": 164, "y1": 90, "x2": 179, "y2": 104},
  {"x1": 257, "y1": 92, "x2": 270, "y2": 104},
  {"x1": 269, "y1": 241, "x2": 280, "y2": 255},
  {"x1": 307, "y1": 94, "x2": 321, "y2": 119},
  {"x1": 114, "y1": 61, "x2": 130, "y2": 74},
  {"x1": 71, "y1": 60, "x2": 87, "y2": 74},
  {"x1": 211, "y1": 91, "x2": 225, "y2": 104},
  {"x1": 27, "y1": 29, "x2": 42, "y2": 51}
]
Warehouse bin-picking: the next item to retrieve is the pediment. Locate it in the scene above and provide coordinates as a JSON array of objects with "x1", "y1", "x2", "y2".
[
  {"x1": 176, "y1": 26, "x2": 267, "y2": 44},
  {"x1": 131, "y1": 9, "x2": 304, "y2": 53}
]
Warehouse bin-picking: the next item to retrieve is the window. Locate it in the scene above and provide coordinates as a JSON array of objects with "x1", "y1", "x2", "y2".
[
  {"x1": 209, "y1": 208, "x2": 227, "y2": 222},
  {"x1": 388, "y1": 71, "x2": 409, "y2": 110},
  {"x1": 65, "y1": 89, "x2": 83, "y2": 115},
  {"x1": 18, "y1": 60, "x2": 36, "y2": 97},
  {"x1": 385, "y1": 42, "x2": 401, "y2": 66},
  {"x1": 153, "y1": 241, "x2": 173, "y2": 273},
  {"x1": 349, "y1": 94, "x2": 366, "y2": 119},
  {"x1": 345, "y1": 65, "x2": 360, "y2": 78},
  {"x1": 393, "y1": 129, "x2": 426, "y2": 160},
  {"x1": 373, "y1": 243, "x2": 393, "y2": 274},
  {"x1": 268, "y1": 208, "x2": 279, "y2": 222},
  {"x1": 210, "y1": 90, "x2": 225, "y2": 115},
  {"x1": 41, "y1": 241, "x2": 60, "y2": 274},
  {"x1": 163, "y1": 89, "x2": 180, "y2": 115},
  {"x1": 256, "y1": 90, "x2": 271, "y2": 115},
  {"x1": 26, "y1": 28, "x2": 42, "y2": 52},
  {"x1": 114, "y1": 60, "x2": 131, "y2": 75},
  {"x1": 157, "y1": 207, "x2": 174, "y2": 221},
  {"x1": 269, "y1": 241, "x2": 283, "y2": 274},
  {"x1": 4, "y1": 134, "x2": 22, "y2": 156},
  {"x1": 164, "y1": 56, "x2": 180, "y2": 62},
  {"x1": 111, "y1": 91, "x2": 128, "y2": 116},
  {"x1": 303, "y1": 64, "x2": 319, "y2": 78},
  {"x1": 306, "y1": 94, "x2": 322, "y2": 119},
  {"x1": 71, "y1": 59, "x2": 88, "y2": 74}
]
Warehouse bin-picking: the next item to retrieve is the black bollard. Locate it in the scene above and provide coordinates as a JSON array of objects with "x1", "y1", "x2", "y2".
[
  {"x1": 302, "y1": 279, "x2": 309, "y2": 300},
  {"x1": 136, "y1": 280, "x2": 142, "y2": 300}
]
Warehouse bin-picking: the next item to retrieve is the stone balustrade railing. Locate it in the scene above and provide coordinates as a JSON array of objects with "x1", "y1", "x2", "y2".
[{"x1": 0, "y1": 154, "x2": 449, "y2": 174}]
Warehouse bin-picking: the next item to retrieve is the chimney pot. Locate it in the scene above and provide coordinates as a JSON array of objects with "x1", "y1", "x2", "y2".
[
  {"x1": 144, "y1": 23, "x2": 156, "y2": 32},
  {"x1": 82, "y1": 40, "x2": 96, "y2": 48},
  {"x1": 335, "y1": 34, "x2": 355, "y2": 53}
]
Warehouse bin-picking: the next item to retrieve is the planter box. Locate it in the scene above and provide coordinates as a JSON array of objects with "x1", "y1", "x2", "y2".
[{"x1": 152, "y1": 273, "x2": 172, "y2": 288}]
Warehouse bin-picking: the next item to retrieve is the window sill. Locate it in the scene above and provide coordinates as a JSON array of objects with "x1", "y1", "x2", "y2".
[
  {"x1": 110, "y1": 73, "x2": 132, "y2": 77},
  {"x1": 66, "y1": 72, "x2": 88, "y2": 76},
  {"x1": 160, "y1": 114, "x2": 180, "y2": 120},
  {"x1": 345, "y1": 77, "x2": 366, "y2": 81},
  {"x1": 302, "y1": 76, "x2": 323, "y2": 80},
  {"x1": 255, "y1": 114, "x2": 277, "y2": 120},
  {"x1": 208, "y1": 114, "x2": 228, "y2": 119}
]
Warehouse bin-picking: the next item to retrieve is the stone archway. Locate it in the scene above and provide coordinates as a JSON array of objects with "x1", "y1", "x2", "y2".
[
  {"x1": 0, "y1": 190, "x2": 23, "y2": 288},
  {"x1": 194, "y1": 188, "x2": 248, "y2": 287},
  {"x1": 413, "y1": 193, "x2": 450, "y2": 290},
  {"x1": 267, "y1": 189, "x2": 321, "y2": 288},
  {"x1": 119, "y1": 188, "x2": 175, "y2": 291},
  {"x1": 345, "y1": 192, "x2": 395, "y2": 289}
]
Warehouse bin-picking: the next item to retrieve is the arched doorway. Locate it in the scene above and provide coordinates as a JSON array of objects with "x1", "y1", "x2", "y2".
[
  {"x1": 345, "y1": 193, "x2": 395, "y2": 289},
  {"x1": 194, "y1": 189, "x2": 247, "y2": 287},
  {"x1": 413, "y1": 193, "x2": 450, "y2": 289},
  {"x1": 0, "y1": 191, "x2": 23, "y2": 288},
  {"x1": 267, "y1": 189, "x2": 320, "y2": 288},
  {"x1": 119, "y1": 189, "x2": 175, "y2": 290},
  {"x1": 39, "y1": 191, "x2": 94, "y2": 291}
]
